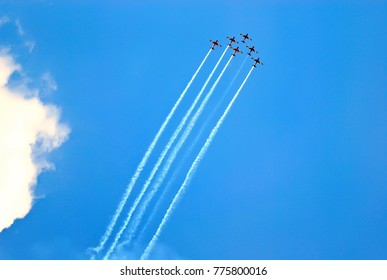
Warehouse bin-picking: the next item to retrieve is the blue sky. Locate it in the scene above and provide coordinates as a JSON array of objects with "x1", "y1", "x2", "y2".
[{"x1": 0, "y1": 0, "x2": 386, "y2": 259}]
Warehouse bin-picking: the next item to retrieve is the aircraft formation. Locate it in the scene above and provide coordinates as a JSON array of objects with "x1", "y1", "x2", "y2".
[
  {"x1": 91, "y1": 33, "x2": 262, "y2": 260},
  {"x1": 210, "y1": 33, "x2": 263, "y2": 65}
]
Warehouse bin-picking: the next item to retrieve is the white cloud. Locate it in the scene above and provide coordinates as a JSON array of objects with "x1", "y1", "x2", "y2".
[
  {"x1": 41, "y1": 72, "x2": 58, "y2": 92},
  {"x1": 1, "y1": 17, "x2": 35, "y2": 53},
  {"x1": 24, "y1": 40, "x2": 36, "y2": 53},
  {"x1": 0, "y1": 49, "x2": 70, "y2": 233},
  {"x1": 15, "y1": 19, "x2": 24, "y2": 36},
  {"x1": 0, "y1": 16, "x2": 9, "y2": 27}
]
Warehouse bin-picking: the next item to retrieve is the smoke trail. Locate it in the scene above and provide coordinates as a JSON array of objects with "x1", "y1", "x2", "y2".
[
  {"x1": 224, "y1": 56, "x2": 248, "y2": 96},
  {"x1": 127, "y1": 58, "x2": 250, "y2": 248},
  {"x1": 189, "y1": 55, "x2": 248, "y2": 153},
  {"x1": 141, "y1": 67, "x2": 255, "y2": 260},
  {"x1": 118, "y1": 55, "x2": 234, "y2": 251},
  {"x1": 91, "y1": 48, "x2": 212, "y2": 258},
  {"x1": 103, "y1": 47, "x2": 229, "y2": 260}
]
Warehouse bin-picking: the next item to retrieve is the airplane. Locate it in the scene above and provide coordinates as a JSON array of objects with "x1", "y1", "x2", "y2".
[
  {"x1": 226, "y1": 36, "x2": 239, "y2": 46},
  {"x1": 231, "y1": 46, "x2": 243, "y2": 56},
  {"x1": 210, "y1": 39, "x2": 222, "y2": 50},
  {"x1": 240, "y1": 33, "x2": 252, "y2": 43},
  {"x1": 246, "y1": 46, "x2": 258, "y2": 56},
  {"x1": 252, "y1": 57, "x2": 263, "y2": 67}
]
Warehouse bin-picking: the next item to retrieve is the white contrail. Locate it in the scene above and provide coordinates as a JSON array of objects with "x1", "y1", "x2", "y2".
[
  {"x1": 130, "y1": 57, "x2": 248, "y2": 245},
  {"x1": 189, "y1": 55, "x2": 248, "y2": 152},
  {"x1": 141, "y1": 67, "x2": 255, "y2": 260},
  {"x1": 120, "y1": 55, "x2": 234, "y2": 249},
  {"x1": 91, "y1": 48, "x2": 212, "y2": 258},
  {"x1": 103, "y1": 47, "x2": 229, "y2": 260}
]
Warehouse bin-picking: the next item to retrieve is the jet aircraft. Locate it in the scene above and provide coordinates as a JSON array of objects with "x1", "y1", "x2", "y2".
[
  {"x1": 210, "y1": 39, "x2": 222, "y2": 50},
  {"x1": 240, "y1": 33, "x2": 252, "y2": 43},
  {"x1": 231, "y1": 46, "x2": 243, "y2": 56},
  {"x1": 246, "y1": 46, "x2": 258, "y2": 56},
  {"x1": 226, "y1": 36, "x2": 239, "y2": 46},
  {"x1": 252, "y1": 57, "x2": 263, "y2": 67}
]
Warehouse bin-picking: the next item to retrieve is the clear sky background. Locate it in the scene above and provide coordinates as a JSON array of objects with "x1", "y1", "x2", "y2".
[{"x1": 0, "y1": 0, "x2": 386, "y2": 260}]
